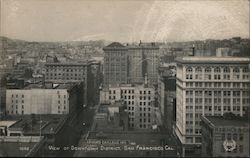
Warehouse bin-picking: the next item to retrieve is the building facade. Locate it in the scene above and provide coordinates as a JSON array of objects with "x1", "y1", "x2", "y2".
[
  {"x1": 103, "y1": 42, "x2": 160, "y2": 86},
  {"x1": 174, "y1": 56, "x2": 250, "y2": 156},
  {"x1": 6, "y1": 83, "x2": 79, "y2": 115},
  {"x1": 128, "y1": 43, "x2": 160, "y2": 84},
  {"x1": 88, "y1": 61, "x2": 102, "y2": 106},
  {"x1": 157, "y1": 66, "x2": 176, "y2": 131},
  {"x1": 201, "y1": 115, "x2": 249, "y2": 157},
  {"x1": 103, "y1": 42, "x2": 128, "y2": 85},
  {"x1": 44, "y1": 61, "x2": 89, "y2": 105},
  {"x1": 100, "y1": 84, "x2": 156, "y2": 130}
]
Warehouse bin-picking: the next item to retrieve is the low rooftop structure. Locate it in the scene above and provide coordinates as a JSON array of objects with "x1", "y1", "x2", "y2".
[
  {"x1": 3, "y1": 114, "x2": 67, "y2": 136},
  {"x1": 175, "y1": 56, "x2": 250, "y2": 64},
  {"x1": 0, "y1": 136, "x2": 45, "y2": 157}
]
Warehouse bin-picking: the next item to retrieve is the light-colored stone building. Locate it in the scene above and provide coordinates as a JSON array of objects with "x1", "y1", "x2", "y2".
[
  {"x1": 100, "y1": 84, "x2": 156, "y2": 130},
  {"x1": 6, "y1": 83, "x2": 79, "y2": 115},
  {"x1": 174, "y1": 56, "x2": 250, "y2": 156}
]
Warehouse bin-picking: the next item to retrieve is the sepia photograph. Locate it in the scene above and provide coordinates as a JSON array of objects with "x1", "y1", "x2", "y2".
[{"x1": 0, "y1": 0, "x2": 249, "y2": 157}]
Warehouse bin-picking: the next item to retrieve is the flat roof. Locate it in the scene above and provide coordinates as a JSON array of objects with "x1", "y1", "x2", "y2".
[
  {"x1": 45, "y1": 61, "x2": 88, "y2": 66},
  {"x1": 20, "y1": 82, "x2": 77, "y2": 90},
  {"x1": 0, "y1": 120, "x2": 18, "y2": 127},
  {"x1": 6, "y1": 114, "x2": 66, "y2": 134},
  {"x1": 0, "y1": 136, "x2": 44, "y2": 157},
  {"x1": 105, "y1": 83, "x2": 155, "y2": 89},
  {"x1": 175, "y1": 56, "x2": 250, "y2": 64},
  {"x1": 202, "y1": 116, "x2": 249, "y2": 127}
]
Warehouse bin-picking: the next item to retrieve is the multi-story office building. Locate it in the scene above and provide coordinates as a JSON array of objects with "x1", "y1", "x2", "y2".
[
  {"x1": 44, "y1": 61, "x2": 89, "y2": 105},
  {"x1": 6, "y1": 83, "x2": 79, "y2": 115},
  {"x1": 201, "y1": 115, "x2": 249, "y2": 157},
  {"x1": 103, "y1": 42, "x2": 160, "y2": 85},
  {"x1": 100, "y1": 84, "x2": 156, "y2": 130},
  {"x1": 128, "y1": 43, "x2": 160, "y2": 84},
  {"x1": 127, "y1": 45, "x2": 144, "y2": 84},
  {"x1": 157, "y1": 66, "x2": 176, "y2": 131},
  {"x1": 103, "y1": 42, "x2": 128, "y2": 85},
  {"x1": 141, "y1": 43, "x2": 160, "y2": 84},
  {"x1": 88, "y1": 60, "x2": 102, "y2": 106},
  {"x1": 174, "y1": 56, "x2": 250, "y2": 156}
]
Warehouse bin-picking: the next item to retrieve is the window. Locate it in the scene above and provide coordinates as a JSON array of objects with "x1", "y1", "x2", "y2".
[
  {"x1": 224, "y1": 67, "x2": 230, "y2": 73},
  {"x1": 227, "y1": 133, "x2": 231, "y2": 140},
  {"x1": 239, "y1": 134, "x2": 243, "y2": 141},
  {"x1": 195, "y1": 67, "x2": 202, "y2": 73},
  {"x1": 214, "y1": 67, "x2": 221, "y2": 73},
  {"x1": 205, "y1": 67, "x2": 211, "y2": 73},
  {"x1": 233, "y1": 133, "x2": 237, "y2": 141},
  {"x1": 243, "y1": 67, "x2": 249, "y2": 73},
  {"x1": 233, "y1": 68, "x2": 240, "y2": 73},
  {"x1": 239, "y1": 145, "x2": 243, "y2": 153},
  {"x1": 233, "y1": 68, "x2": 240, "y2": 79},
  {"x1": 186, "y1": 67, "x2": 193, "y2": 73},
  {"x1": 186, "y1": 67, "x2": 193, "y2": 80}
]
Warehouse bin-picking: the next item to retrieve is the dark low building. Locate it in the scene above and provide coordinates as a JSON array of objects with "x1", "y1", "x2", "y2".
[
  {"x1": 201, "y1": 114, "x2": 250, "y2": 157},
  {"x1": 3, "y1": 114, "x2": 80, "y2": 157},
  {"x1": 0, "y1": 136, "x2": 46, "y2": 157},
  {"x1": 92, "y1": 101, "x2": 129, "y2": 132}
]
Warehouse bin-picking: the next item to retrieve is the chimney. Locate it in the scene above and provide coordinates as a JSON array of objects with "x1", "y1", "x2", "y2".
[
  {"x1": 192, "y1": 44, "x2": 195, "y2": 56},
  {"x1": 144, "y1": 73, "x2": 148, "y2": 85}
]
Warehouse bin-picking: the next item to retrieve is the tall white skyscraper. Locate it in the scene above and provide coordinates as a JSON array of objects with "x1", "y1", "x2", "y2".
[{"x1": 174, "y1": 56, "x2": 250, "y2": 155}]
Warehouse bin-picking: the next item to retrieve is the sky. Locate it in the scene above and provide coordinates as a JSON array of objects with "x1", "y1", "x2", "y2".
[{"x1": 0, "y1": 0, "x2": 249, "y2": 42}]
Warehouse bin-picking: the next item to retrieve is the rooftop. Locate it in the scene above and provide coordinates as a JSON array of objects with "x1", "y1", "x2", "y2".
[
  {"x1": 45, "y1": 60, "x2": 89, "y2": 66},
  {"x1": 105, "y1": 83, "x2": 155, "y2": 89},
  {"x1": 202, "y1": 115, "x2": 249, "y2": 127},
  {"x1": 0, "y1": 136, "x2": 44, "y2": 157},
  {"x1": 0, "y1": 120, "x2": 17, "y2": 127},
  {"x1": 128, "y1": 42, "x2": 160, "y2": 49},
  {"x1": 5, "y1": 114, "x2": 67, "y2": 135},
  {"x1": 104, "y1": 42, "x2": 126, "y2": 48},
  {"x1": 175, "y1": 56, "x2": 250, "y2": 64},
  {"x1": 103, "y1": 42, "x2": 127, "y2": 51},
  {"x1": 19, "y1": 82, "x2": 77, "y2": 90}
]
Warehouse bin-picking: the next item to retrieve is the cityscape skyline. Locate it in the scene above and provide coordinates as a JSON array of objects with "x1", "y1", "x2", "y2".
[
  {"x1": 0, "y1": 0, "x2": 249, "y2": 157},
  {"x1": 1, "y1": 0, "x2": 249, "y2": 42}
]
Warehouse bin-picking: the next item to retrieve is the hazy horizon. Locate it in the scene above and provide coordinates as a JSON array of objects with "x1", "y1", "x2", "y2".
[{"x1": 1, "y1": 0, "x2": 249, "y2": 43}]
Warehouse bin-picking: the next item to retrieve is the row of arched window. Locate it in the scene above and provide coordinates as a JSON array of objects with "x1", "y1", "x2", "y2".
[{"x1": 186, "y1": 67, "x2": 249, "y2": 73}]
